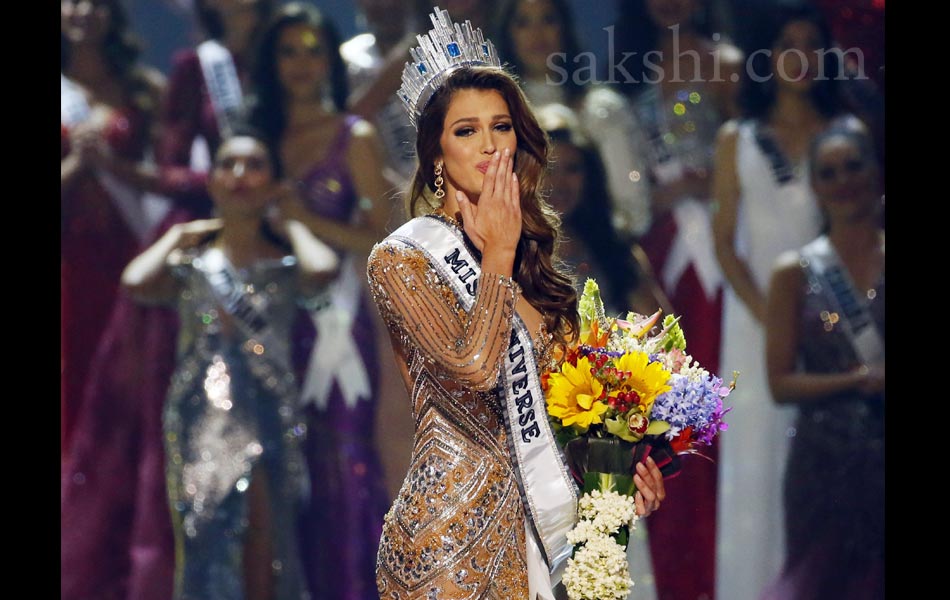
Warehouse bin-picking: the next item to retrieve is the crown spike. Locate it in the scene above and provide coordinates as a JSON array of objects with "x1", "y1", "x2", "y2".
[{"x1": 397, "y1": 6, "x2": 503, "y2": 129}]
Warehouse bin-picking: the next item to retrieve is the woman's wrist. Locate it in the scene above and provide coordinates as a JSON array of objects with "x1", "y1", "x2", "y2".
[{"x1": 481, "y1": 247, "x2": 516, "y2": 277}]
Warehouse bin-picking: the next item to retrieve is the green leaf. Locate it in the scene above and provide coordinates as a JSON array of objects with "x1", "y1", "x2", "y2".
[
  {"x1": 556, "y1": 426, "x2": 579, "y2": 447},
  {"x1": 646, "y1": 420, "x2": 671, "y2": 436}
]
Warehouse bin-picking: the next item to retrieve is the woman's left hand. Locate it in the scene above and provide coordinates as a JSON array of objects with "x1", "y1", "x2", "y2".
[{"x1": 633, "y1": 456, "x2": 666, "y2": 517}]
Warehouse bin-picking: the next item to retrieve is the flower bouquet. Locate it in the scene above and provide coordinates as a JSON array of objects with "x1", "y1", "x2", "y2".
[{"x1": 544, "y1": 279, "x2": 733, "y2": 600}]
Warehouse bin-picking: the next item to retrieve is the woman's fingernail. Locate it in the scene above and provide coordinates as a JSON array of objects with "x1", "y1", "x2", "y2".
[{"x1": 504, "y1": 147, "x2": 510, "y2": 157}]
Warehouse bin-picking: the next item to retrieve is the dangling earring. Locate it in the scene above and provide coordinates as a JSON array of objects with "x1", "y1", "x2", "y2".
[{"x1": 434, "y1": 161, "x2": 445, "y2": 200}]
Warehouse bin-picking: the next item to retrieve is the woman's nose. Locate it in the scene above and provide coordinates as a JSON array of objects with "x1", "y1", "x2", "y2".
[{"x1": 482, "y1": 132, "x2": 496, "y2": 155}]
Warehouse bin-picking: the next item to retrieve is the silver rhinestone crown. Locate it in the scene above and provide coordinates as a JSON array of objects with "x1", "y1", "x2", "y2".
[{"x1": 398, "y1": 7, "x2": 502, "y2": 129}]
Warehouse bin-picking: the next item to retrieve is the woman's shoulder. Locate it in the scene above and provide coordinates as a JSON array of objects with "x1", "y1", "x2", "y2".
[
  {"x1": 770, "y1": 248, "x2": 807, "y2": 291},
  {"x1": 714, "y1": 118, "x2": 745, "y2": 152},
  {"x1": 342, "y1": 114, "x2": 382, "y2": 155},
  {"x1": 368, "y1": 229, "x2": 422, "y2": 267},
  {"x1": 367, "y1": 227, "x2": 446, "y2": 305},
  {"x1": 369, "y1": 216, "x2": 448, "y2": 271}
]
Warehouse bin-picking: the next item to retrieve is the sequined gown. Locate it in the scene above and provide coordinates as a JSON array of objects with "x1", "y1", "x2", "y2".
[
  {"x1": 368, "y1": 215, "x2": 542, "y2": 599},
  {"x1": 163, "y1": 246, "x2": 309, "y2": 599},
  {"x1": 762, "y1": 248, "x2": 884, "y2": 600},
  {"x1": 292, "y1": 114, "x2": 390, "y2": 599}
]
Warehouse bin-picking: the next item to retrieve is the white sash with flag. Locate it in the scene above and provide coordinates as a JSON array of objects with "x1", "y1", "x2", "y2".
[
  {"x1": 800, "y1": 235, "x2": 884, "y2": 365},
  {"x1": 196, "y1": 247, "x2": 289, "y2": 360},
  {"x1": 196, "y1": 39, "x2": 243, "y2": 138},
  {"x1": 191, "y1": 39, "x2": 245, "y2": 170}
]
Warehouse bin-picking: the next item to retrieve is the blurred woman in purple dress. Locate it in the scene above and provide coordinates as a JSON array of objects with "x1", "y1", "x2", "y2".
[
  {"x1": 763, "y1": 126, "x2": 883, "y2": 600},
  {"x1": 247, "y1": 3, "x2": 397, "y2": 597}
]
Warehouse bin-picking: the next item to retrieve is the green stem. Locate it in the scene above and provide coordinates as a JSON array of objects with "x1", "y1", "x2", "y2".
[{"x1": 581, "y1": 471, "x2": 637, "y2": 497}]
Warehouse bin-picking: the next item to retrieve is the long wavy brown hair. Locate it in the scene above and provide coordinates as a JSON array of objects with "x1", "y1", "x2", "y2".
[{"x1": 408, "y1": 66, "x2": 579, "y2": 343}]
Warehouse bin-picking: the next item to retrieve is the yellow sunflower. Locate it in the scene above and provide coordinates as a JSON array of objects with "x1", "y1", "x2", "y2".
[
  {"x1": 546, "y1": 356, "x2": 608, "y2": 432},
  {"x1": 610, "y1": 351, "x2": 672, "y2": 413}
]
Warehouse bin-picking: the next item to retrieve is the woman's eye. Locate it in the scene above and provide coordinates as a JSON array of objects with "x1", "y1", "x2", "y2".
[
  {"x1": 454, "y1": 127, "x2": 475, "y2": 137},
  {"x1": 494, "y1": 123, "x2": 513, "y2": 132}
]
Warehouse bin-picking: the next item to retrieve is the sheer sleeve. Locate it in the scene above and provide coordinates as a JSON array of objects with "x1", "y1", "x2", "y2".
[
  {"x1": 154, "y1": 50, "x2": 213, "y2": 213},
  {"x1": 367, "y1": 240, "x2": 519, "y2": 392}
]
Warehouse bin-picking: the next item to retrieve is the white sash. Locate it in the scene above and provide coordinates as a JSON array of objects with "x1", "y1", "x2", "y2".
[
  {"x1": 191, "y1": 40, "x2": 244, "y2": 172},
  {"x1": 388, "y1": 216, "x2": 578, "y2": 593},
  {"x1": 800, "y1": 236, "x2": 884, "y2": 364},
  {"x1": 298, "y1": 253, "x2": 372, "y2": 410},
  {"x1": 61, "y1": 73, "x2": 170, "y2": 242},
  {"x1": 197, "y1": 247, "x2": 289, "y2": 361},
  {"x1": 662, "y1": 197, "x2": 723, "y2": 301},
  {"x1": 196, "y1": 39, "x2": 243, "y2": 139}
]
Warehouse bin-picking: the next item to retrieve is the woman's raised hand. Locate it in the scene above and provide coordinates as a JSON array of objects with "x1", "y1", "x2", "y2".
[{"x1": 455, "y1": 148, "x2": 521, "y2": 257}]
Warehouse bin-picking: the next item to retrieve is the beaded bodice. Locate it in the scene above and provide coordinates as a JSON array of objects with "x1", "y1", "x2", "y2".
[{"x1": 367, "y1": 219, "x2": 553, "y2": 598}]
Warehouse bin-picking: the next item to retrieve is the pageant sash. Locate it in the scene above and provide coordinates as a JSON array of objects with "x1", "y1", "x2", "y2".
[
  {"x1": 800, "y1": 235, "x2": 884, "y2": 365},
  {"x1": 388, "y1": 217, "x2": 578, "y2": 581},
  {"x1": 196, "y1": 39, "x2": 243, "y2": 139},
  {"x1": 197, "y1": 247, "x2": 289, "y2": 361},
  {"x1": 298, "y1": 253, "x2": 372, "y2": 410},
  {"x1": 663, "y1": 197, "x2": 723, "y2": 301},
  {"x1": 61, "y1": 74, "x2": 169, "y2": 242}
]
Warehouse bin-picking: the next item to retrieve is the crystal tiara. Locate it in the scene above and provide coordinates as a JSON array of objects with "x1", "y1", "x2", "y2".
[{"x1": 398, "y1": 7, "x2": 502, "y2": 129}]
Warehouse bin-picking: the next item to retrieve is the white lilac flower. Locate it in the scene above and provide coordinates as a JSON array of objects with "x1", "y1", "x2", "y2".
[
  {"x1": 562, "y1": 532, "x2": 633, "y2": 600},
  {"x1": 577, "y1": 489, "x2": 637, "y2": 534}
]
